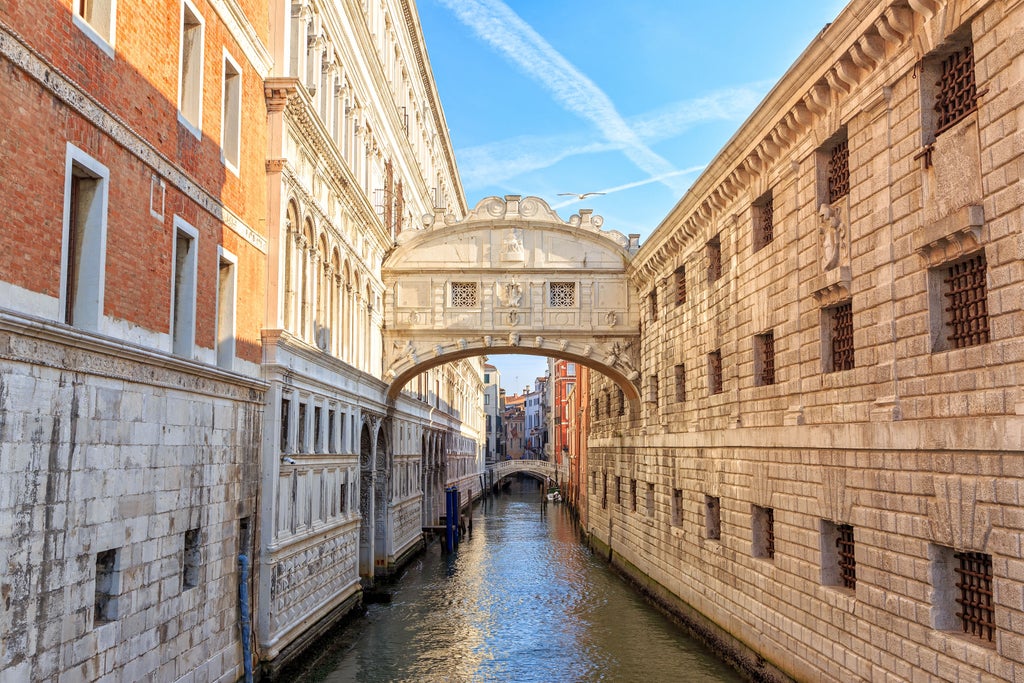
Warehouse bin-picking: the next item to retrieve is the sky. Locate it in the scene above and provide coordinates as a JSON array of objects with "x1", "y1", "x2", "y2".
[{"x1": 416, "y1": 0, "x2": 848, "y2": 391}]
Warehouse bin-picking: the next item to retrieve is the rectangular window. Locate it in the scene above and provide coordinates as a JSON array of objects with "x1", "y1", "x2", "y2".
[
  {"x1": 930, "y1": 544, "x2": 995, "y2": 644},
  {"x1": 94, "y1": 548, "x2": 120, "y2": 625},
  {"x1": 221, "y1": 51, "x2": 242, "y2": 172},
  {"x1": 171, "y1": 219, "x2": 199, "y2": 357},
  {"x1": 450, "y1": 282, "x2": 478, "y2": 307},
  {"x1": 674, "y1": 364, "x2": 686, "y2": 402},
  {"x1": 549, "y1": 282, "x2": 576, "y2": 307},
  {"x1": 297, "y1": 402, "x2": 307, "y2": 452},
  {"x1": 755, "y1": 331, "x2": 776, "y2": 386},
  {"x1": 705, "y1": 495, "x2": 721, "y2": 540},
  {"x1": 646, "y1": 483, "x2": 655, "y2": 518},
  {"x1": 630, "y1": 479, "x2": 637, "y2": 512},
  {"x1": 566, "y1": 363, "x2": 576, "y2": 376},
  {"x1": 216, "y1": 249, "x2": 236, "y2": 369},
  {"x1": 74, "y1": 0, "x2": 116, "y2": 55},
  {"x1": 752, "y1": 505, "x2": 775, "y2": 560},
  {"x1": 615, "y1": 476, "x2": 621, "y2": 506},
  {"x1": 827, "y1": 137, "x2": 849, "y2": 204},
  {"x1": 708, "y1": 350, "x2": 723, "y2": 395},
  {"x1": 674, "y1": 265, "x2": 686, "y2": 306},
  {"x1": 178, "y1": 0, "x2": 205, "y2": 136},
  {"x1": 648, "y1": 373, "x2": 659, "y2": 404},
  {"x1": 313, "y1": 405, "x2": 323, "y2": 453},
  {"x1": 754, "y1": 190, "x2": 774, "y2": 251},
  {"x1": 821, "y1": 520, "x2": 856, "y2": 590},
  {"x1": 935, "y1": 44, "x2": 978, "y2": 136},
  {"x1": 938, "y1": 252, "x2": 989, "y2": 350},
  {"x1": 182, "y1": 528, "x2": 200, "y2": 589},
  {"x1": 707, "y1": 236, "x2": 722, "y2": 284},
  {"x1": 62, "y1": 145, "x2": 109, "y2": 331},
  {"x1": 616, "y1": 389, "x2": 625, "y2": 417},
  {"x1": 648, "y1": 288, "x2": 658, "y2": 321},
  {"x1": 601, "y1": 472, "x2": 607, "y2": 509},
  {"x1": 280, "y1": 397, "x2": 290, "y2": 452},
  {"x1": 672, "y1": 489, "x2": 683, "y2": 527},
  {"x1": 825, "y1": 301, "x2": 854, "y2": 372}
]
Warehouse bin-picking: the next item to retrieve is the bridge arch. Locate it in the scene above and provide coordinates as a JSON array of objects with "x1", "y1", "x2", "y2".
[{"x1": 382, "y1": 195, "x2": 642, "y2": 401}]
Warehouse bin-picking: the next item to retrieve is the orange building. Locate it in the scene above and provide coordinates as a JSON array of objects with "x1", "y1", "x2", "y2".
[{"x1": 566, "y1": 365, "x2": 590, "y2": 523}]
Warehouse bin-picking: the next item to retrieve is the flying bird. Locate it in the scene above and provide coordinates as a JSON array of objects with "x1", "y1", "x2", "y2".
[{"x1": 557, "y1": 192, "x2": 606, "y2": 200}]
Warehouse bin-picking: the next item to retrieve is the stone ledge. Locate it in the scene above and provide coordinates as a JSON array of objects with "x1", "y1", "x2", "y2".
[
  {"x1": 913, "y1": 204, "x2": 984, "y2": 267},
  {"x1": 808, "y1": 266, "x2": 852, "y2": 307}
]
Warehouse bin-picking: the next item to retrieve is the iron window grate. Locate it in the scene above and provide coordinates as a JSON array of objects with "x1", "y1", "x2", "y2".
[
  {"x1": 831, "y1": 302, "x2": 854, "y2": 371},
  {"x1": 675, "y1": 266, "x2": 686, "y2": 305},
  {"x1": 935, "y1": 45, "x2": 978, "y2": 136},
  {"x1": 765, "y1": 508, "x2": 775, "y2": 560},
  {"x1": 827, "y1": 139, "x2": 849, "y2": 203},
  {"x1": 709, "y1": 350, "x2": 723, "y2": 395},
  {"x1": 707, "y1": 238, "x2": 722, "y2": 283},
  {"x1": 758, "y1": 195, "x2": 774, "y2": 248},
  {"x1": 955, "y1": 551, "x2": 994, "y2": 642},
  {"x1": 945, "y1": 253, "x2": 989, "y2": 348},
  {"x1": 759, "y1": 332, "x2": 776, "y2": 385},
  {"x1": 836, "y1": 524, "x2": 856, "y2": 590}
]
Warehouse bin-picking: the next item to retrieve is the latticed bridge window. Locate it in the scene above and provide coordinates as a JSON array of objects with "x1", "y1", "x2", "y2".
[
  {"x1": 955, "y1": 551, "x2": 995, "y2": 643},
  {"x1": 935, "y1": 45, "x2": 978, "y2": 136},
  {"x1": 944, "y1": 252, "x2": 989, "y2": 349},
  {"x1": 450, "y1": 282, "x2": 478, "y2": 307},
  {"x1": 827, "y1": 138, "x2": 849, "y2": 203},
  {"x1": 549, "y1": 282, "x2": 576, "y2": 307}
]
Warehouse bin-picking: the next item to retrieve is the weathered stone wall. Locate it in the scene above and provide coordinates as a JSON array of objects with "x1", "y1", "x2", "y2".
[
  {"x1": 0, "y1": 313, "x2": 264, "y2": 683},
  {"x1": 592, "y1": 0, "x2": 1024, "y2": 681}
]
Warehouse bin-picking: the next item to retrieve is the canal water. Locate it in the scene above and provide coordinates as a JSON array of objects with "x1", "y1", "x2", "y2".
[{"x1": 297, "y1": 479, "x2": 744, "y2": 683}]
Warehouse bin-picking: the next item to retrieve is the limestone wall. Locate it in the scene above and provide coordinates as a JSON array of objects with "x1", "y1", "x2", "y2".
[{"x1": 592, "y1": 0, "x2": 1024, "y2": 680}]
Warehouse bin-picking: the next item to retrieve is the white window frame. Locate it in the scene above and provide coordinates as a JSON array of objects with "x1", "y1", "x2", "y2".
[
  {"x1": 171, "y1": 216, "x2": 199, "y2": 357},
  {"x1": 215, "y1": 246, "x2": 237, "y2": 370},
  {"x1": 60, "y1": 143, "x2": 109, "y2": 332},
  {"x1": 220, "y1": 48, "x2": 242, "y2": 175},
  {"x1": 177, "y1": 0, "x2": 205, "y2": 139},
  {"x1": 73, "y1": 0, "x2": 117, "y2": 58}
]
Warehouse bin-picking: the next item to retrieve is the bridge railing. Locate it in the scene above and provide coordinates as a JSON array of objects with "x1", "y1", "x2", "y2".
[{"x1": 487, "y1": 458, "x2": 556, "y2": 483}]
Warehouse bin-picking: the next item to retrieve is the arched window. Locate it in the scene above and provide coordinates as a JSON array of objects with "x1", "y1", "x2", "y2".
[
  {"x1": 301, "y1": 219, "x2": 314, "y2": 341},
  {"x1": 284, "y1": 202, "x2": 299, "y2": 330}
]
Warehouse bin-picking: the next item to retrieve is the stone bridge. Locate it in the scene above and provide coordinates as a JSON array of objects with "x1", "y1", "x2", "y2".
[
  {"x1": 487, "y1": 458, "x2": 556, "y2": 485},
  {"x1": 381, "y1": 195, "x2": 642, "y2": 401}
]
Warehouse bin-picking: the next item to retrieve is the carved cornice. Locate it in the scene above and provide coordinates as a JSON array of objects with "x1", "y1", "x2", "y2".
[
  {"x1": 631, "y1": 0, "x2": 936, "y2": 283},
  {"x1": 914, "y1": 205, "x2": 984, "y2": 267}
]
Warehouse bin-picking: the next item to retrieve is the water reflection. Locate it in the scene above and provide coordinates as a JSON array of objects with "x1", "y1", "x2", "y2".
[{"x1": 306, "y1": 479, "x2": 744, "y2": 683}]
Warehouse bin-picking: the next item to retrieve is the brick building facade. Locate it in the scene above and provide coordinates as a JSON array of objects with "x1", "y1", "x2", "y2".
[{"x1": 588, "y1": 0, "x2": 1024, "y2": 680}]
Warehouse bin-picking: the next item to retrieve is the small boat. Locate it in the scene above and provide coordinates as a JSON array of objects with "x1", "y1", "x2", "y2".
[{"x1": 546, "y1": 486, "x2": 562, "y2": 502}]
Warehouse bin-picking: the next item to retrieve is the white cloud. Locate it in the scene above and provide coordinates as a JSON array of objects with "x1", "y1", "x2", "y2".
[{"x1": 437, "y1": 0, "x2": 680, "y2": 189}]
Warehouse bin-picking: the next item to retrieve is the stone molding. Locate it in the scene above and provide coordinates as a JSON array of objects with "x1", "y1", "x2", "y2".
[{"x1": 913, "y1": 204, "x2": 984, "y2": 267}]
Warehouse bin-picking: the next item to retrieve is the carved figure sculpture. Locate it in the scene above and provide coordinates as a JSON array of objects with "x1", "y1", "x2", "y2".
[{"x1": 818, "y1": 203, "x2": 843, "y2": 271}]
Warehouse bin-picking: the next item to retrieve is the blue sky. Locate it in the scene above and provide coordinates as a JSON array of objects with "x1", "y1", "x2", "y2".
[{"x1": 417, "y1": 0, "x2": 847, "y2": 390}]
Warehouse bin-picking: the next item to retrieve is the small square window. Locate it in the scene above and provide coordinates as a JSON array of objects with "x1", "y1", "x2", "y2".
[
  {"x1": 705, "y1": 495, "x2": 721, "y2": 540},
  {"x1": 450, "y1": 282, "x2": 478, "y2": 307},
  {"x1": 549, "y1": 282, "x2": 576, "y2": 307},
  {"x1": 752, "y1": 505, "x2": 775, "y2": 560},
  {"x1": 755, "y1": 331, "x2": 776, "y2": 386},
  {"x1": 708, "y1": 350, "x2": 723, "y2": 395},
  {"x1": 754, "y1": 190, "x2": 774, "y2": 251},
  {"x1": 824, "y1": 301, "x2": 854, "y2": 372},
  {"x1": 707, "y1": 236, "x2": 722, "y2": 283},
  {"x1": 674, "y1": 364, "x2": 686, "y2": 402},
  {"x1": 674, "y1": 265, "x2": 686, "y2": 305},
  {"x1": 821, "y1": 520, "x2": 856, "y2": 590}
]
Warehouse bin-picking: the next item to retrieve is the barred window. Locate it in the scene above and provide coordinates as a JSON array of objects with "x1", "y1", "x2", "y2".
[
  {"x1": 827, "y1": 138, "x2": 849, "y2": 203},
  {"x1": 935, "y1": 45, "x2": 978, "y2": 136},
  {"x1": 955, "y1": 551, "x2": 995, "y2": 643},
  {"x1": 754, "y1": 190, "x2": 774, "y2": 251},
  {"x1": 707, "y1": 236, "x2": 722, "y2": 283},
  {"x1": 943, "y1": 252, "x2": 989, "y2": 349},
  {"x1": 756, "y1": 331, "x2": 776, "y2": 386},
  {"x1": 708, "y1": 350, "x2": 723, "y2": 395},
  {"x1": 827, "y1": 301, "x2": 854, "y2": 372},
  {"x1": 648, "y1": 374, "x2": 659, "y2": 404},
  {"x1": 451, "y1": 282, "x2": 478, "y2": 307},
  {"x1": 674, "y1": 265, "x2": 686, "y2": 305},
  {"x1": 674, "y1": 363, "x2": 686, "y2": 402},
  {"x1": 836, "y1": 524, "x2": 856, "y2": 589},
  {"x1": 549, "y1": 282, "x2": 576, "y2": 307},
  {"x1": 753, "y1": 505, "x2": 775, "y2": 560},
  {"x1": 649, "y1": 288, "x2": 658, "y2": 321},
  {"x1": 705, "y1": 495, "x2": 721, "y2": 540},
  {"x1": 671, "y1": 489, "x2": 683, "y2": 527},
  {"x1": 616, "y1": 389, "x2": 625, "y2": 417}
]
